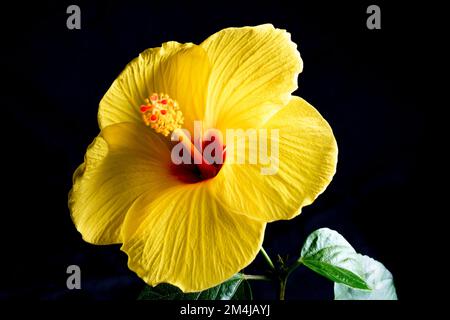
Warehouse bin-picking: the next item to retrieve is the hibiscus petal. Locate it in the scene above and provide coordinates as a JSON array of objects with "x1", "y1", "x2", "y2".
[
  {"x1": 213, "y1": 96, "x2": 338, "y2": 222},
  {"x1": 69, "y1": 122, "x2": 179, "y2": 244},
  {"x1": 200, "y1": 24, "x2": 303, "y2": 131},
  {"x1": 120, "y1": 183, "x2": 266, "y2": 292},
  {"x1": 98, "y1": 42, "x2": 211, "y2": 134}
]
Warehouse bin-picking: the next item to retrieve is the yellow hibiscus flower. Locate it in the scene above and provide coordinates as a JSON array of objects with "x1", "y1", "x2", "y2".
[{"x1": 68, "y1": 24, "x2": 338, "y2": 292}]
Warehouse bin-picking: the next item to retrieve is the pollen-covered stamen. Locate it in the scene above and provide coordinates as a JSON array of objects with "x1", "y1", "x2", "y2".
[
  {"x1": 140, "y1": 93, "x2": 184, "y2": 137},
  {"x1": 140, "y1": 93, "x2": 224, "y2": 182}
]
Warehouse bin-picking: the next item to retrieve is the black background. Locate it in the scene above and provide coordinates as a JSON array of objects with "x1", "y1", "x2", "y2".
[{"x1": 0, "y1": 0, "x2": 429, "y2": 300}]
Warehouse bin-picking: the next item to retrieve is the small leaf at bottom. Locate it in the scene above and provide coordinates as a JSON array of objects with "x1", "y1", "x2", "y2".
[
  {"x1": 300, "y1": 228, "x2": 370, "y2": 289},
  {"x1": 138, "y1": 273, "x2": 251, "y2": 300}
]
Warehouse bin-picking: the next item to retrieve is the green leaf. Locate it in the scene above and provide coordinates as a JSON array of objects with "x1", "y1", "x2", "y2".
[
  {"x1": 138, "y1": 273, "x2": 252, "y2": 300},
  {"x1": 231, "y1": 278, "x2": 253, "y2": 300},
  {"x1": 299, "y1": 228, "x2": 370, "y2": 290},
  {"x1": 334, "y1": 254, "x2": 398, "y2": 300}
]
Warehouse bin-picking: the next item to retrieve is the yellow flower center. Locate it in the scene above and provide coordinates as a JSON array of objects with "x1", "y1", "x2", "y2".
[{"x1": 140, "y1": 93, "x2": 184, "y2": 136}]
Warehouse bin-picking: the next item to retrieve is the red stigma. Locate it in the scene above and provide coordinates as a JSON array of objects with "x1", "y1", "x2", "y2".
[{"x1": 140, "y1": 105, "x2": 151, "y2": 113}]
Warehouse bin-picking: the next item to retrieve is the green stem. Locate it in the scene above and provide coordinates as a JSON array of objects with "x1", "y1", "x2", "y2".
[
  {"x1": 286, "y1": 260, "x2": 303, "y2": 277},
  {"x1": 260, "y1": 247, "x2": 276, "y2": 271},
  {"x1": 277, "y1": 260, "x2": 303, "y2": 300},
  {"x1": 279, "y1": 276, "x2": 288, "y2": 300},
  {"x1": 242, "y1": 274, "x2": 272, "y2": 281}
]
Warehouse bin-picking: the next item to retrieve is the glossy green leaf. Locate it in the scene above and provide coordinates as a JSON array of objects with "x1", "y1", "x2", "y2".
[
  {"x1": 138, "y1": 273, "x2": 251, "y2": 300},
  {"x1": 334, "y1": 254, "x2": 398, "y2": 300},
  {"x1": 231, "y1": 278, "x2": 253, "y2": 300},
  {"x1": 300, "y1": 228, "x2": 370, "y2": 290}
]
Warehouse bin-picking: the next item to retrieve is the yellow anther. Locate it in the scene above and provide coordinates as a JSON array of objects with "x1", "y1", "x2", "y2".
[{"x1": 140, "y1": 93, "x2": 184, "y2": 137}]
